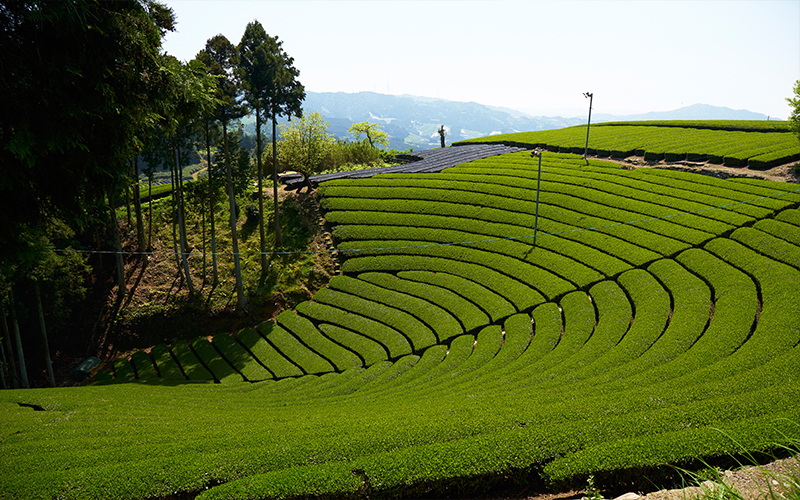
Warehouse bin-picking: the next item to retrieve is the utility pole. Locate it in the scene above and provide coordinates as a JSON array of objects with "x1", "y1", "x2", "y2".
[
  {"x1": 531, "y1": 149, "x2": 543, "y2": 247},
  {"x1": 583, "y1": 92, "x2": 593, "y2": 160}
]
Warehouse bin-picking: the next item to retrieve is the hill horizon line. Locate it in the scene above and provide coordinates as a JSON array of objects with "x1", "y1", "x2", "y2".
[{"x1": 305, "y1": 90, "x2": 781, "y2": 122}]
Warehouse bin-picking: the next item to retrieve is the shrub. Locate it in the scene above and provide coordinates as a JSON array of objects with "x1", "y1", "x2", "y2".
[{"x1": 244, "y1": 203, "x2": 259, "y2": 223}]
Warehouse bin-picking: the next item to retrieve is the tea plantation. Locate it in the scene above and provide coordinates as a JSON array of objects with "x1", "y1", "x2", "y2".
[
  {"x1": 2, "y1": 131, "x2": 800, "y2": 499},
  {"x1": 460, "y1": 120, "x2": 800, "y2": 168}
]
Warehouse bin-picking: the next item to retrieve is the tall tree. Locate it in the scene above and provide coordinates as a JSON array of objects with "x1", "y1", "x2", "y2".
[
  {"x1": 0, "y1": 0, "x2": 175, "y2": 261},
  {"x1": 131, "y1": 157, "x2": 147, "y2": 253},
  {"x1": 240, "y1": 30, "x2": 305, "y2": 248},
  {"x1": 0, "y1": 0, "x2": 176, "y2": 385},
  {"x1": 350, "y1": 122, "x2": 390, "y2": 149},
  {"x1": 197, "y1": 35, "x2": 249, "y2": 311},
  {"x1": 278, "y1": 112, "x2": 335, "y2": 191},
  {"x1": 199, "y1": 119, "x2": 223, "y2": 286},
  {"x1": 150, "y1": 56, "x2": 218, "y2": 294},
  {"x1": 237, "y1": 21, "x2": 271, "y2": 275}
]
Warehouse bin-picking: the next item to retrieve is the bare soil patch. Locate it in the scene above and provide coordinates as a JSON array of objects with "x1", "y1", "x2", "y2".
[{"x1": 601, "y1": 155, "x2": 800, "y2": 184}]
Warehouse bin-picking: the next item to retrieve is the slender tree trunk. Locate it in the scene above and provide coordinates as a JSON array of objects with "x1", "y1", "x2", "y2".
[
  {"x1": 8, "y1": 289, "x2": 28, "y2": 389},
  {"x1": 169, "y1": 152, "x2": 181, "y2": 277},
  {"x1": 147, "y1": 175, "x2": 153, "y2": 251},
  {"x1": 108, "y1": 190, "x2": 126, "y2": 301},
  {"x1": 175, "y1": 144, "x2": 195, "y2": 294},
  {"x1": 132, "y1": 157, "x2": 146, "y2": 252},
  {"x1": 124, "y1": 180, "x2": 132, "y2": 226},
  {"x1": 201, "y1": 193, "x2": 206, "y2": 286},
  {"x1": 206, "y1": 121, "x2": 219, "y2": 287},
  {"x1": 34, "y1": 282, "x2": 55, "y2": 387},
  {"x1": 0, "y1": 334, "x2": 7, "y2": 389},
  {"x1": 256, "y1": 107, "x2": 267, "y2": 274},
  {"x1": 1, "y1": 306, "x2": 16, "y2": 389},
  {"x1": 224, "y1": 121, "x2": 246, "y2": 311},
  {"x1": 272, "y1": 113, "x2": 282, "y2": 247}
]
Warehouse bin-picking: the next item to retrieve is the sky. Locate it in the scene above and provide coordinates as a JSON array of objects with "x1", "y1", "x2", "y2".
[{"x1": 162, "y1": 0, "x2": 800, "y2": 119}]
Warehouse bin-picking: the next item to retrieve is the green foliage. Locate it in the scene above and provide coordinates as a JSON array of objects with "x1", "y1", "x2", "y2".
[
  {"x1": 349, "y1": 121, "x2": 390, "y2": 148},
  {"x1": 0, "y1": 0, "x2": 175, "y2": 259},
  {"x1": 215, "y1": 128, "x2": 255, "y2": 197},
  {"x1": 278, "y1": 111, "x2": 335, "y2": 184},
  {"x1": 326, "y1": 139, "x2": 383, "y2": 168},
  {"x1": 582, "y1": 475, "x2": 604, "y2": 500},
  {"x1": 787, "y1": 80, "x2": 800, "y2": 140}
]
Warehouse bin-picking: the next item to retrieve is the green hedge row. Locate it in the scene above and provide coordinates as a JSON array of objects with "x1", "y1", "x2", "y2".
[
  {"x1": 310, "y1": 287, "x2": 437, "y2": 353},
  {"x1": 324, "y1": 168, "x2": 722, "y2": 246},
  {"x1": 335, "y1": 225, "x2": 598, "y2": 293},
  {"x1": 448, "y1": 161, "x2": 753, "y2": 230},
  {"x1": 593, "y1": 120, "x2": 792, "y2": 132},
  {"x1": 359, "y1": 272, "x2": 491, "y2": 335},
  {"x1": 212, "y1": 333, "x2": 273, "y2": 382},
  {"x1": 247, "y1": 324, "x2": 303, "y2": 378},
  {"x1": 342, "y1": 254, "x2": 545, "y2": 313},
  {"x1": 329, "y1": 275, "x2": 464, "y2": 343},
  {"x1": 312, "y1": 323, "x2": 389, "y2": 367},
  {"x1": 455, "y1": 124, "x2": 800, "y2": 168},
  {"x1": 323, "y1": 176, "x2": 689, "y2": 260},
  {"x1": 276, "y1": 310, "x2": 363, "y2": 372},
  {"x1": 753, "y1": 218, "x2": 800, "y2": 246},
  {"x1": 294, "y1": 299, "x2": 412, "y2": 359}
]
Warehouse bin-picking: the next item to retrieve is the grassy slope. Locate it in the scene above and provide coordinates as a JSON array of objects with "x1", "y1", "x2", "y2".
[{"x1": 2, "y1": 129, "x2": 800, "y2": 499}]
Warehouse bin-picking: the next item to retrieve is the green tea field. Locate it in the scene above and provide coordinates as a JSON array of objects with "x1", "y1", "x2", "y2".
[
  {"x1": 461, "y1": 120, "x2": 800, "y2": 169},
  {"x1": 2, "y1": 125, "x2": 800, "y2": 499}
]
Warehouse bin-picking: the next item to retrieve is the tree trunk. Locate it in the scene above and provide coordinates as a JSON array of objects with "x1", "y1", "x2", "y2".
[
  {"x1": 34, "y1": 282, "x2": 55, "y2": 387},
  {"x1": 175, "y1": 144, "x2": 195, "y2": 294},
  {"x1": 147, "y1": 174, "x2": 153, "y2": 251},
  {"x1": 272, "y1": 113, "x2": 283, "y2": 247},
  {"x1": 256, "y1": 107, "x2": 267, "y2": 275},
  {"x1": 108, "y1": 190, "x2": 126, "y2": 301},
  {"x1": 1, "y1": 306, "x2": 16, "y2": 389},
  {"x1": 8, "y1": 289, "x2": 28, "y2": 389},
  {"x1": 132, "y1": 157, "x2": 146, "y2": 252},
  {"x1": 169, "y1": 153, "x2": 182, "y2": 278},
  {"x1": 124, "y1": 179, "x2": 132, "y2": 226},
  {"x1": 224, "y1": 121, "x2": 246, "y2": 311},
  {"x1": 200, "y1": 192, "x2": 206, "y2": 286},
  {"x1": 0, "y1": 334, "x2": 7, "y2": 389},
  {"x1": 206, "y1": 121, "x2": 219, "y2": 287}
]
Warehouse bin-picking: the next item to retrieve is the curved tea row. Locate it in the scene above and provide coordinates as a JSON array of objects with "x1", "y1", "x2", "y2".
[{"x1": 3, "y1": 152, "x2": 800, "y2": 500}]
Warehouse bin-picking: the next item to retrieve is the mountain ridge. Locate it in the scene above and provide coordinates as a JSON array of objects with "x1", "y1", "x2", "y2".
[{"x1": 249, "y1": 91, "x2": 777, "y2": 151}]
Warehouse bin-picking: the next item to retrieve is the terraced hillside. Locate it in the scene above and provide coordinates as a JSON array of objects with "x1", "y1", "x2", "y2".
[
  {"x1": 459, "y1": 120, "x2": 800, "y2": 169},
  {"x1": 2, "y1": 150, "x2": 800, "y2": 500}
]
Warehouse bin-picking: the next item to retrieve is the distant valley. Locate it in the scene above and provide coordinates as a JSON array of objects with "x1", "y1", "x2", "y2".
[{"x1": 244, "y1": 91, "x2": 775, "y2": 151}]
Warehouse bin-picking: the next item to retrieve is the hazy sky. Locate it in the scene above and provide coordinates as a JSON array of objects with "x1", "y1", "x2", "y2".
[{"x1": 162, "y1": 0, "x2": 800, "y2": 118}]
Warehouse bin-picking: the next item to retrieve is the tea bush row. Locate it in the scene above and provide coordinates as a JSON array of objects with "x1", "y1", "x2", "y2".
[{"x1": 457, "y1": 124, "x2": 800, "y2": 167}]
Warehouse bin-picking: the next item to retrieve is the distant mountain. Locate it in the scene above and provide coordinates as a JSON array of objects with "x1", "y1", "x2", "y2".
[
  {"x1": 301, "y1": 91, "x2": 586, "y2": 150},
  {"x1": 243, "y1": 92, "x2": 776, "y2": 151},
  {"x1": 590, "y1": 103, "x2": 773, "y2": 123}
]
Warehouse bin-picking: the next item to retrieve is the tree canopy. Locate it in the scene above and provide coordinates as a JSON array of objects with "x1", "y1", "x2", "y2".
[
  {"x1": 788, "y1": 80, "x2": 800, "y2": 140},
  {"x1": 349, "y1": 122, "x2": 389, "y2": 149},
  {"x1": 278, "y1": 111, "x2": 334, "y2": 188},
  {"x1": 0, "y1": 0, "x2": 175, "y2": 260}
]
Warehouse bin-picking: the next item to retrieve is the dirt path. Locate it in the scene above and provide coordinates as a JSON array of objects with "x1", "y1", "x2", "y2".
[
  {"x1": 478, "y1": 455, "x2": 799, "y2": 500},
  {"x1": 601, "y1": 155, "x2": 800, "y2": 184},
  {"x1": 642, "y1": 455, "x2": 799, "y2": 500}
]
